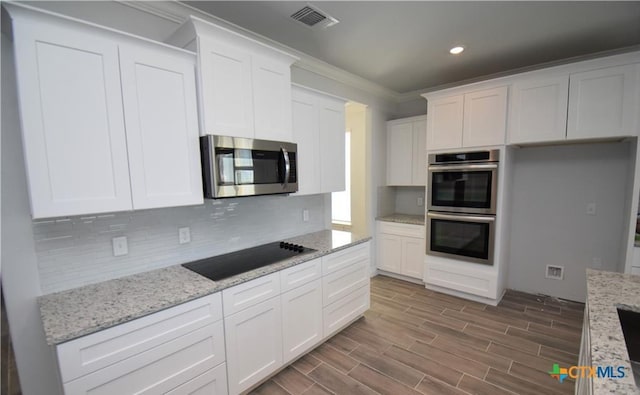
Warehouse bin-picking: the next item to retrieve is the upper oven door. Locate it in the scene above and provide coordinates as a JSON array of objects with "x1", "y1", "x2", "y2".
[{"x1": 428, "y1": 163, "x2": 498, "y2": 214}]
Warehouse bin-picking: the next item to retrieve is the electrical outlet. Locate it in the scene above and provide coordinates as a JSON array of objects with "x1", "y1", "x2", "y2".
[
  {"x1": 179, "y1": 227, "x2": 191, "y2": 244},
  {"x1": 586, "y1": 203, "x2": 596, "y2": 216},
  {"x1": 417, "y1": 197, "x2": 424, "y2": 206},
  {"x1": 592, "y1": 257, "x2": 603, "y2": 269},
  {"x1": 112, "y1": 236, "x2": 128, "y2": 256},
  {"x1": 303, "y1": 209, "x2": 309, "y2": 222}
]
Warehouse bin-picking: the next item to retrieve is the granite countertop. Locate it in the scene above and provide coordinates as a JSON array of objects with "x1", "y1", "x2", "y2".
[
  {"x1": 586, "y1": 269, "x2": 640, "y2": 394},
  {"x1": 376, "y1": 213, "x2": 425, "y2": 226},
  {"x1": 39, "y1": 229, "x2": 371, "y2": 345}
]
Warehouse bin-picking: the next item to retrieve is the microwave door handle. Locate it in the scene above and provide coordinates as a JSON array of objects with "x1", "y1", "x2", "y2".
[{"x1": 281, "y1": 147, "x2": 290, "y2": 188}]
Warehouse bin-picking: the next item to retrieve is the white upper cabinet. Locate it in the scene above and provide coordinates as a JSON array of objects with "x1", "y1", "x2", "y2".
[
  {"x1": 567, "y1": 64, "x2": 639, "y2": 140},
  {"x1": 291, "y1": 85, "x2": 346, "y2": 195},
  {"x1": 508, "y1": 76, "x2": 569, "y2": 144},
  {"x1": 386, "y1": 116, "x2": 427, "y2": 186},
  {"x1": 462, "y1": 86, "x2": 508, "y2": 148},
  {"x1": 167, "y1": 16, "x2": 298, "y2": 141},
  {"x1": 426, "y1": 87, "x2": 507, "y2": 151},
  {"x1": 427, "y1": 95, "x2": 464, "y2": 150},
  {"x1": 6, "y1": 4, "x2": 204, "y2": 218},
  {"x1": 9, "y1": 8, "x2": 132, "y2": 218},
  {"x1": 119, "y1": 44, "x2": 203, "y2": 210}
]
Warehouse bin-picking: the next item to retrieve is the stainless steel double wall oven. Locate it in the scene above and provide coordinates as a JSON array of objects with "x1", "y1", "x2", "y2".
[{"x1": 426, "y1": 150, "x2": 499, "y2": 265}]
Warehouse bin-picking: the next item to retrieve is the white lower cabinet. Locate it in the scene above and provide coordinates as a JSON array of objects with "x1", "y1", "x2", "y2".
[
  {"x1": 224, "y1": 296, "x2": 283, "y2": 395},
  {"x1": 376, "y1": 221, "x2": 425, "y2": 280},
  {"x1": 281, "y1": 278, "x2": 323, "y2": 363},
  {"x1": 166, "y1": 363, "x2": 228, "y2": 395},
  {"x1": 57, "y1": 293, "x2": 227, "y2": 395}
]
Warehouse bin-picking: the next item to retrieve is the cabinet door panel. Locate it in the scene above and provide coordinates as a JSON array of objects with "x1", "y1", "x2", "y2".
[
  {"x1": 508, "y1": 76, "x2": 569, "y2": 144},
  {"x1": 322, "y1": 258, "x2": 369, "y2": 306},
  {"x1": 119, "y1": 44, "x2": 203, "y2": 210},
  {"x1": 198, "y1": 37, "x2": 254, "y2": 138},
  {"x1": 282, "y1": 279, "x2": 323, "y2": 363},
  {"x1": 376, "y1": 234, "x2": 402, "y2": 274},
  {"x1": 323, "y1": 285, "x2": 369, "y2": 337},
  {"x1": 12, "y1": 20, "x2": 131, "y2": 218},
  {"x1": 166, "y1": 363, "x2": 228, "y2": 395},
  {"x1": 292, "y1": 87, "x2": 321, "y2": 195},
  {"x1": 402, "y1": 237, "x2": 425, "y2": 280},
  {"x1": 567, "y1": 64, "x2": 639, "y2": 139},
  {"x1": 427, "y1": 95, "x2": 464, "y2": 150},
  {"x1": 386, "y1": 122, "x2": 413, "y2": 186},
  {"x1": 253, "y1": 56, "x2": 292, "y2": 142},
  {"x1": 463, "y1": 86, "x2": 508, "y2": 148},
  {"x1": 412, "y1": 119, "x2": 427, "y2": 186},
  {"x1": 319, "y1": 97, "x2": 346, "y2": 193},
  {"x1": 224, "y1": 297, "x2": 283, "y2": 394}
]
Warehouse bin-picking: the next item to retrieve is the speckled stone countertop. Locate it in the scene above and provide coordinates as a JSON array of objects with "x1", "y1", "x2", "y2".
[
  {"x1": 376, "y1": 213, "x2": 425, "y2": 226},
  {"x1": 586, "y1": 269, "x2": 640, "y2": 394},
  {"x1": 39, "y1": 230, "x2": 371, "y2": 345}
]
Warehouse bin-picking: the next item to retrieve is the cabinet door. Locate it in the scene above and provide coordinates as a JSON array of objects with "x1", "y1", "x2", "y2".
[
  {"x1": 386, "y1": 122, "x2": 413, "y2": 186},
  {"x1": 508, "y1": 76, "x2": 569, "y2": 144},
  {"x1": 253, "y1": 56, "x2": 293, "y2": 142},
  {"x1": 427, "y1": 95, "x2": 464, "y2": 150},
  {"x1": 198, "y1": 37, "x2": 254, "y2": 138},
  {"x1": 11, "y1": 19, "x2": 132, "y2": 218},
  {"x1": 119, "y1": 44, "x2": 203, "y2": 210},
  {"x1": 292, "y1": 87, "x2": 321, "y2": 195},
  {"x1": 402, "y1": 237, "x2": 425, "y2": 280},
  {"x1": 412, "y1": 119, "x2": 427, "y2": 186},
  {"x1": 224, "y1": 297, "x2": 283, "y2": 394},
  {"x1": 281, "y1": 279, "x2": 323, "y2": 364},
  {"x1": 463, "y1": 86, "x2": 508, "y2": 148},
  {"x1": 319, "y1": 96, "x2": 346, "y2": 193},
  {"x1": 567, "y1": 64, "x2": 639, "y2": 140},
  {"x1": 376, "y1": 233, "x2": 403, "y2": 274}
]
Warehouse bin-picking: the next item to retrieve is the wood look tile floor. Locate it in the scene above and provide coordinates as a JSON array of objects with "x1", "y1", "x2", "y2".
[{"x1": 250, "y1": 275, "x2": 585, "y2": 395}]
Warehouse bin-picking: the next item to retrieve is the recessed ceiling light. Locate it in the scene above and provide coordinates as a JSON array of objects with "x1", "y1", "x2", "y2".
[{"x1": 449, "y1": 46, "x2": 465, "y2": 55}]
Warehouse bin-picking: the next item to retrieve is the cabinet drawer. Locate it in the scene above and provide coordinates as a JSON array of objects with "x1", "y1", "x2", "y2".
[
  {"x1": 323, "y1": 257, "x2": 369, "y2": 306},
  {"x1": 166, "y1": 362, "x2": 228, "y2": 395},
  {"x1": 223, "y1": 272, "x2": 281, "y2": 316},
  {"x1": 322, "y1": 243, "x2": 370, "y2": 275},
  {"x1": 57, "y1": 293, "x2": 222, "y2": 383},
  {"x1": 377, "y1": 221, "x2": 425, "y2": 238},
  {"x1": 280, "y1": 258, "x2": 322, "y2": 293},
  {"x1": 323, "y1": 285, "x2": 370, "y2": 338},
  {"x1": 63, "y1": 321, "x2": 225, "y2": 395}
]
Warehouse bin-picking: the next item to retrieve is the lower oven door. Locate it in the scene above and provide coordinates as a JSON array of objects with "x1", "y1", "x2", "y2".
[{"x1": 427, "y1": 211, "x2": 495, "y2": 265}]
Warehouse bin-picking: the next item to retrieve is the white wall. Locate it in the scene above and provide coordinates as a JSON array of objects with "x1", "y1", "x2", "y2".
[
  {"x1": 394, "y1": 97, "x2": 427, "y2": 118},
  {"x1": 1, "y1": 34, "x2": 61, "y2": 395},
  {"x1": 507, "y1": 141, "x2": 631, "y2": 302},
  {"x1": 346, "y1": 103, "x2": 369, "y2": 236},
  {"x1": 393, "y1": 187, "x2": 426, "y2": 216}
]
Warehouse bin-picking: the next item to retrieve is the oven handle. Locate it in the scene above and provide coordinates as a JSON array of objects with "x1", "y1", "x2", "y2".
[
  {"x1": 281, "y1": 147, "x2": 290, "y2": 188},
  {"x1": 427, "y1": 212, "x2": 496, "y2": 223},
  {"x1": 428, "y1": 163, "x2": 498, "y2": 171}
]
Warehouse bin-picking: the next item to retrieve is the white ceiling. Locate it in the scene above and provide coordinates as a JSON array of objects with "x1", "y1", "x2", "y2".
[{"x1": 184, "y1": 1, "x2": 640, "y2": 94}]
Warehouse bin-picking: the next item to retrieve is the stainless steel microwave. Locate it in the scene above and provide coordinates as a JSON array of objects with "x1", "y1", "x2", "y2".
[{"x1": 200, "y1": 135, "x2": 297, "y2": 198}]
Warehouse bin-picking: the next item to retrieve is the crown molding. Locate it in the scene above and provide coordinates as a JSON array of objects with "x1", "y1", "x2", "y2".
[{"x1": 116, "y1": 0, "x2": 401, "y2": 103}]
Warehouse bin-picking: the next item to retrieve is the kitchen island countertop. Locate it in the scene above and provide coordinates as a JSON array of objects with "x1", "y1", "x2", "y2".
[
  {"x1": 39, "y1": 229, "x2": 371, "y2": 345},
  {"x1": 586, "y1": 269, "x2": 640, "y2": 394}
]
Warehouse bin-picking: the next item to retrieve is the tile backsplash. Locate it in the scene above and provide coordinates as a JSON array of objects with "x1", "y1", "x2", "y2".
[{"x1": 34, "y1": 194, "x2": 326, "y2": 294}]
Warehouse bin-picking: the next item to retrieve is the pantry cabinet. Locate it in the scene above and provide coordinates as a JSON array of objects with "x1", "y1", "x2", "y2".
[
  {"x1": 376, "y1": 221, "x2": 425, "y2": 280},
  {"x1": 6, "y1": 3, "x2": 203, "y2": 218},
  {"x1": 425, "y1": 87, "x2": 507, "y2": 151},
  {"x1": 386, "y1": 116, "x2": 427, "y2": 186},
  {"x1": 166, "y1": 16, "x2": 297, "y2": 141},
  {"x1": 567, "y1": 64, "x2": 639, "y2": 140},
  {"x1": 291, "y1": 85, "x2": 347, "y2": 195}
]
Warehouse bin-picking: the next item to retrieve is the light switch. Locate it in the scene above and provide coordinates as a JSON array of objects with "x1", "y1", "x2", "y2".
[
  {"x1": 179, "y1": 227, "x2": 191, "y2": 244},
  {"x1": 303, "y1": 209, "x2": 309, "y2": 222},
  {"x1": 112, "y1": 236, "x2": 128, "y2": 256}
]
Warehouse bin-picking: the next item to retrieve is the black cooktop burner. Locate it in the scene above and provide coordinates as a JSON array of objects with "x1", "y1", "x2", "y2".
[{"x1": 182, "y1": 241, "x2": 316, "y2": 281}]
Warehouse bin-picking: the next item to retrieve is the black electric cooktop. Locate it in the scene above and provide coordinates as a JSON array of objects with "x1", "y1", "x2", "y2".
[{"x1": 182, "y1": 241, "x2": 316, "y2": 281}]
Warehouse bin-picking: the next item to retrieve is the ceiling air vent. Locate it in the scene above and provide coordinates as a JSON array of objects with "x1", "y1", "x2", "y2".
[{"x1": 290, "y1": 5, "x2": 339, "y2": 29}]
